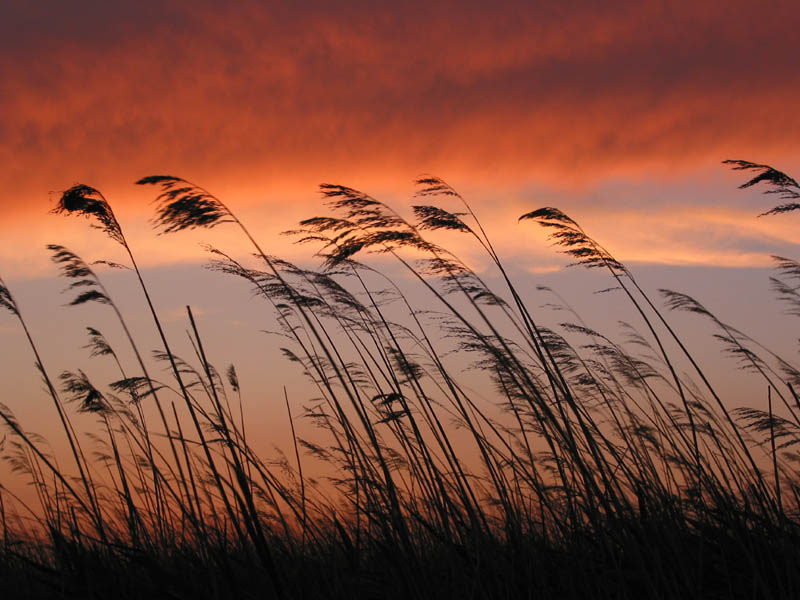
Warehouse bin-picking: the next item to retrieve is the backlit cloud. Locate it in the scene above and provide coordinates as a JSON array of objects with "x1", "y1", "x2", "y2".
[{"x1": 1, "y1": 0, "x2": 798, "y2": 273}]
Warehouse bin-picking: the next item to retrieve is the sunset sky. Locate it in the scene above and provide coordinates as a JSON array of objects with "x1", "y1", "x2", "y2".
[
  {"x1": 2, "y1": 1, "x2": 800, "y2": 477},
  {"x1": 3, "y1": 0, "x2": 799, "y2": 268}
]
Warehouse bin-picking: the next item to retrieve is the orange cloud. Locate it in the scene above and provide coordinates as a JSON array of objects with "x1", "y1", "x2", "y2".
[{"x1": 1, "y1": 0, "x2": 799, "y2": 275}]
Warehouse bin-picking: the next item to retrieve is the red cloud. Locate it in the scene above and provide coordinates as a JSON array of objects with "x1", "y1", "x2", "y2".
[{"x1": 1, "y1": 1, "x2": 798, "y2": 220}]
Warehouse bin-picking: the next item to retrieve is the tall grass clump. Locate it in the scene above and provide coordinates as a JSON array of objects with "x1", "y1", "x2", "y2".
[{"x1": 0, "y1": 161, "x2": 799, "y2": 599}]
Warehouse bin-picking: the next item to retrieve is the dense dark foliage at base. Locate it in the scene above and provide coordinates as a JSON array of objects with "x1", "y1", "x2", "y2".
[{"x1": 3, "y1": 517, "x2": 800, "y2": 599}]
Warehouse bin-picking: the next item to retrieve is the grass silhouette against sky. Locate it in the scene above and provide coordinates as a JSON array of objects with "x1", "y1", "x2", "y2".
[{"x1": 1, "y1": 1, "x2": 800, "y2": 598}]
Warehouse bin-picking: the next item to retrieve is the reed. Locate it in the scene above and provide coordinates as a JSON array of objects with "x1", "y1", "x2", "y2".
[{"x1": 0, "y1": 161, "x2": 799, "y2": 599}]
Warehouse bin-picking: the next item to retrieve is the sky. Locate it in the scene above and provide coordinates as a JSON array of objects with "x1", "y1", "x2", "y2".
[
  {"x1": 2, "y1": 0, "x2": 799, "y2": 271},
  {"x1": 1, "y1": 0, "x2": 800, "y2": 501}
]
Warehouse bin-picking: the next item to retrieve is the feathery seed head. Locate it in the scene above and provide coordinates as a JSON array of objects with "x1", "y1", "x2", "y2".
[
  {"x1": 52, "y1": 185, "x2": 125, "y2": 246},
  {"x1": 137, "y1": 175, "x2": 233, "y2": 233}
]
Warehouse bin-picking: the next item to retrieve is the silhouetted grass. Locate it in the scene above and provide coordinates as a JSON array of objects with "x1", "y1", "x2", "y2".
[{"x1": 1, "y1": 162, "x2": 800, "y2": 598}]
